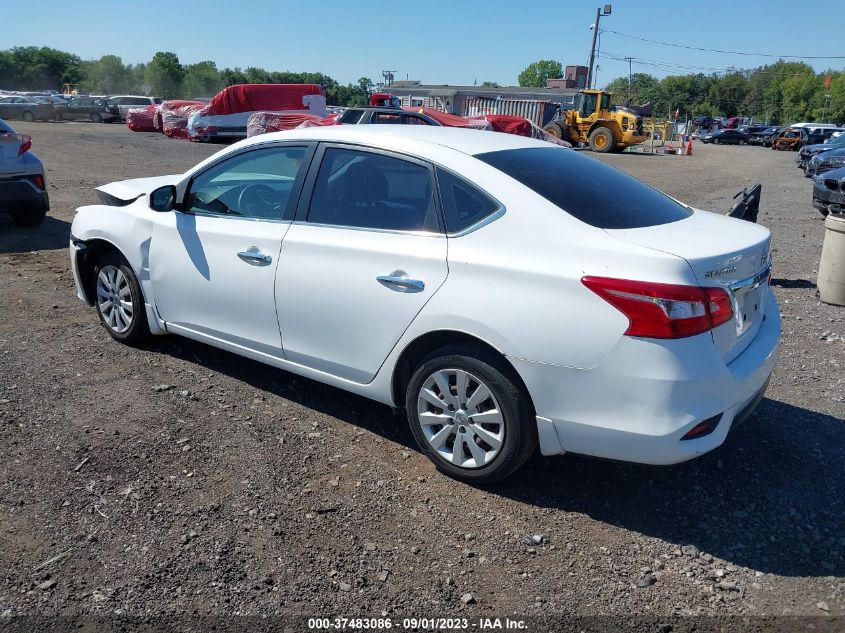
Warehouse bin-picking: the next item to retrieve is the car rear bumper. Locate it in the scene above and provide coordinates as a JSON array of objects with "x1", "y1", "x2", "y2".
[
  {"x1": 0, "y1": 177, "x2": 49, "y2": 212},
  {"x1": 513, "y1": 291, "x2": 781, "y2": 465}
]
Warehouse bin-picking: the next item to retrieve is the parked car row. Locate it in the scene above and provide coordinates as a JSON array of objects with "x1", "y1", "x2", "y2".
[{"x1": 0, "y1": 91, "x2": 163, "y2": 122}]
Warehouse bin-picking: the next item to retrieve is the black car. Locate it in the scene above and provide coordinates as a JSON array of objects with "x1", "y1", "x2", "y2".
[
  {"x1": 338, "y1": 107, "x2": 439, "y2": 126},
  {"x1": 748, "y1": 126, "x2": 781, "y2": 146},
  {"x1": 738, "y1": 125, "x2": 769, "y2": 136},
  {"x1": 812, "y1": 165, "x2": 845, "y2": 216},
  {"x1": 693, "y1": 115, "x2": 714, "y2": 128},
  {"x1": 701, "y1": 129, "x2": 749, "y2": 145},
  {"x1": 62, "y1": 96, "x2": 120, "y2": 122},
  {"x1": 0, "y1": 96, "x2": 55, "y2": 122}
]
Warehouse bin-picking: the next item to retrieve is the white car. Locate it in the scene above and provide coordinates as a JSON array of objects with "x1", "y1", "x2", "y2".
[
  {"x1": 69, "y1": 126, "x2": 780, "y2": 483},
  {"x1": 109, "y1": 95, "x2": 163, "y2": 120}
]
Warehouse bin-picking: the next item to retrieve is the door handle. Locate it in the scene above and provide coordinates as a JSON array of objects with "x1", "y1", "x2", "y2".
[
  {"x1": 237, "y1": 247, "x2": 272, "y2": 265},
  {"x1": 377, "y1": 273, "x2": 425, "y2": 292}
]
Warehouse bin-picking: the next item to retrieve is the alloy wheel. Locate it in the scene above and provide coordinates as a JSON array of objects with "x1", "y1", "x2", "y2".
[
  {"x1": 96, "y1": 265, "x2": 133, "y2": 334},
  {"x1": 416, "y1": 368, "x2": 505, "y2": 469}
]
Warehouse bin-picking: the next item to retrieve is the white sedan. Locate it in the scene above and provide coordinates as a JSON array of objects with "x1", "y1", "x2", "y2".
[{"x1": 69, "y1": 126, "x2": 780, "y2": 483}]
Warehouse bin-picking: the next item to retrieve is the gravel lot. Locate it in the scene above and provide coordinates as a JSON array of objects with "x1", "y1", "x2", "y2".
[{"x1": 1, "y1": 122, "x2": 843, "y2": 627}]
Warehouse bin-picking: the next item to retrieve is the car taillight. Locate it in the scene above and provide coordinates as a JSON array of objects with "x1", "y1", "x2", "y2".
[
  {"x1": 31, "y1": 174, "x2": 44, "y2": 189},
  {"x1": 18, "y1": 135, "x2": 31, "y2": 156},
  {"x1": 581, "y1": 276, "x2": 734, "y2": 339}
]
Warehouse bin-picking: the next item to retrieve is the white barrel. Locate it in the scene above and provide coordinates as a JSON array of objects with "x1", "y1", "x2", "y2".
[{"x1": 818, "y1": 213, "x2": 845, "y2": 306}]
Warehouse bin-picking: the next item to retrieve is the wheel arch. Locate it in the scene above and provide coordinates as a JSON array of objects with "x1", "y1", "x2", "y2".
[
  {"x1": 76, "y1": 238, "x2": 127, "y2": 305},
  {"x1": 390, "y1": 329, "x2": 535, "y2": 415}
]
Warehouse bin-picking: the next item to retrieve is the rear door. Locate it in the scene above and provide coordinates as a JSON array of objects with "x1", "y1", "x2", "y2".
[{"x1": 275, "y1": 144, "x2": 448, "y2": 383}]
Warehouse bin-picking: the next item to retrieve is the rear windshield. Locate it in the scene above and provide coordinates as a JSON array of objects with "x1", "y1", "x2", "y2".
[{"x1": 475, "y1": 147, "x2": 692, "y2": 229}]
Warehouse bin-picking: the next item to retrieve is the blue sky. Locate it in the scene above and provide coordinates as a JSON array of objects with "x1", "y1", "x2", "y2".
[{"x1": 7, "y1": 0, "x2": 844, "y2": 87}]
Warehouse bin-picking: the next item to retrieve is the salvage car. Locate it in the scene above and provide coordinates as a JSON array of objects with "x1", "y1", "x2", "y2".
[
  {"x1": 812, "y1": 165, "x2": 845, "y2": 216},
  {"x1": 62, "y1": 96, "x2": 120, "y2": 122},
  {"x1": 797, "y1": 133, "x2": 845, "y2": 172},
  {"x1": 747, "y1": 126, "x2": 781, "y2": 146},
  {"x1": 339, "y1": 107, "x2": 439, "y2": 125},
  {"x1": 0, "y1": 96, "x2": 55, "y2": 122},
  {"x1": 805, "y1": 146, "x2": 845, "y2": 178},
  {"x1": 0, "y1": 117, "x2": 49, "y2": 226},
  {"x1": 69, "y1": 127, "x2": 779, "y2": 483},
  {"x1": 701, "y1": 129, "x2": 748, "y2": 145}
]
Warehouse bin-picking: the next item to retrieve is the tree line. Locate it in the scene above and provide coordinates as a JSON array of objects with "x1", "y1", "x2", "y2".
[
  {"x1": 518, "y1": 59, "x2": 844, "y2": 124},
  {"x1": 0, "y1": 47, "x2": 375, "y2": 106}
]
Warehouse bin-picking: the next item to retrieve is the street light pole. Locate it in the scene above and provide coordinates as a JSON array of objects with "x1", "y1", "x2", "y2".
[{"x1": 586, "y1": 5, "x2": 612, "y2": 89}]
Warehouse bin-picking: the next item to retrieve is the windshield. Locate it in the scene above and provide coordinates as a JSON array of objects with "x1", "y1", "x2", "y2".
[{"x1": 476, "y1": 147, "x2": 692, "y2": 229}]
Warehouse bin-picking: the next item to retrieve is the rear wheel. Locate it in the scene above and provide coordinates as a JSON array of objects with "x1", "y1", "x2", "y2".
[
  {"x1": 22, "y1": 111, "x2": 35, "y2": 122},
  {"x1": 90, "y1": 112, "x2": 102, "y2": 123},
  {"x1": 714, "y1": 138, "x2": 721, "y2": 145},
  {"x1": 93, "y1": 252, "x2": 150, "y2": 344},
  {"x1": 405, "y1": 345, "x2": 537, "y2": 484}
]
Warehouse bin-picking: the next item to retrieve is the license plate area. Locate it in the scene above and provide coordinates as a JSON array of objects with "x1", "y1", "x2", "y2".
[{"x1": 729, "y1": 266, "x2": 770, "y2": 336}]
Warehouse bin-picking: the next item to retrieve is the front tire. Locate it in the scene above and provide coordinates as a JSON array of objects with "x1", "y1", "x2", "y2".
[
  {"x1": 588, "y1": 127, "x2": 614, "y2": 153},
  {"x1": 405, "y1": 345, "x2": 537, "y2": 484},
  {"x1": 22, "y1": 111, "x2": 36, "y2": 122},
  {"x1": 93, "y1": 252, "x2": 149, "y2": 344}
]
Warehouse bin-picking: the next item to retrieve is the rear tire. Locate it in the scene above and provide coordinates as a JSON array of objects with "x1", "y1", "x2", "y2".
[
  {"x1": 90, "y1": 112, "x2": 102, "y2": 123},
  {"x1": 405, "y1": 345, "x2": 537, "y2": 484},
  {"x1": 588, "y1": 127, "x2": 614, "y2": 153},
  {"x1": 22, "y1": 111, "x2": 35, "y2": 122},
  {"x1": 93, "y1": 252, "x2": 150, "y2": 344},
  {"x1": 11, "y1": 206, "x2": 47, "y2": 227}
]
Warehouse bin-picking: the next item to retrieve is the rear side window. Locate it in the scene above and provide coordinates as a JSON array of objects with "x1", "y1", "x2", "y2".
[
  {"x1": 307, "y1": 148, "x2": 439, "y2": 232},
  {"x1": 476, "y1": 147, "x2": 691, "y2": 229},
  {"x1": 436, "y1": 168, "x2": 499, "y2": 233}
]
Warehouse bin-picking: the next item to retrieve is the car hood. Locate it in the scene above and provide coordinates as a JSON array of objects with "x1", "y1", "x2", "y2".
[
  {"x1": 802, "y1": 143, "x2": 841, "y2": 154},
  {"x1": 96, "y1": 174, "x2": 181, "y2": 203}
]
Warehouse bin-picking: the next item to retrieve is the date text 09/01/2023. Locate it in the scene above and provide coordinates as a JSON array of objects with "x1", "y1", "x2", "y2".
[{"x1": 307, "y1": 617, "x2": 528, "y2": 630}]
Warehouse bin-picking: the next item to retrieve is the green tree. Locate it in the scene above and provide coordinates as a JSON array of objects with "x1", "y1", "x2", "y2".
[
  {"x1": 481, "y1": 81, "x2": 499, "y2": 87},
  {"x1": 145, "y1": 52, "x2": 183, "y2": 98},
  {"x1": 518, "y1": 60, "x2": 563, "y2": 88},
  {"x1": 82, "y1": 55, "x2": 130, "y2": 94},
  {"x1": 183, "y1": 61, "x2": 222, "y2": 98}
]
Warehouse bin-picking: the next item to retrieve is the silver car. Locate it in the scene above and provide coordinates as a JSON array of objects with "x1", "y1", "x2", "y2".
[{"x1": 0, "y1": 118, "x2": 49, "y2": 226}]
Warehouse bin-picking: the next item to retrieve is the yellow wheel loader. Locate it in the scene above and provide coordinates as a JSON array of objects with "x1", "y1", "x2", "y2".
[{"x1": 543, "y1": 89, "x2": 647, "y2": 153}]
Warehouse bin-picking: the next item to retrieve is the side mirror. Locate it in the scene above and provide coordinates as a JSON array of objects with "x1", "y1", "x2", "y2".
[{"x1": 149, "y1": 185, "x2": 176, "y2": 212}]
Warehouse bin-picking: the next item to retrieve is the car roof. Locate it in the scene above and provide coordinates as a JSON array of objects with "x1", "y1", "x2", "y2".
[{"x1": 238, "y1": 125, "x2": 547, "y2": 157}]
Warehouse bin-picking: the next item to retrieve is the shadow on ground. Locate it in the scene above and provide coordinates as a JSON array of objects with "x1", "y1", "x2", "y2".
[
  {"x1": 151, "y1": 335, "x2": 844, "y2": 579},
  {"x1": 0, "y1": 216, "x2": 71, "y2": 254}
]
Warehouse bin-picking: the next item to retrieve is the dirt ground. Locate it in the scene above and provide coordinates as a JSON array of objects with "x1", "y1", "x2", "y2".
[{"x1": 0, "y1": 121, "x2": 843, "y2": 627}]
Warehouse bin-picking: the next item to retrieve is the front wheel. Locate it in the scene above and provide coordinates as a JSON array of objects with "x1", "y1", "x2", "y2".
[
  {"x1": 588, "y1": 127, "x2": 614, "y2": 153},
  {"x1": 22, "y1": 111, "x2": 36, "y2": 122},
  {"x1": 93, "y1": 252, "x2": 150, "y2": 344},
  {"x1": 405, "y1": 345, "x2": 537, "y2": 484}
]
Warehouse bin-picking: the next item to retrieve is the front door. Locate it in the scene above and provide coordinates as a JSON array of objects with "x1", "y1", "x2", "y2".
[
  {"x1": 276, "y1": 145, "x2": 448, "y2": 383},
  {"x1": 149, "y1": 144, "x2": 312, "y2": 356}
]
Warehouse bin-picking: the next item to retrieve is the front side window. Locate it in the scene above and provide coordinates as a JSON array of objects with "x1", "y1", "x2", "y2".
[
  {"x1": 307, "y1": 148, "x2": 439, "y2": 232},
  {"x1": 185, "y1": 146, "x2": 307, "y2": 220},
  {"x1": 373, "y1": 113, "x2": 401, "y2": 124},
  {"x1": 580, "y1": 93, "x2": 598, "y2": 117}
]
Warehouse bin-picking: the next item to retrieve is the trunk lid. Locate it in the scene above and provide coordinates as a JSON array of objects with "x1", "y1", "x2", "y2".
[
  {"x1": 606, "y1": 210, "x2": 772, "y2": 363},
  {"x1": 0, "y1": 134, "x2": 25, "y2": 173}
]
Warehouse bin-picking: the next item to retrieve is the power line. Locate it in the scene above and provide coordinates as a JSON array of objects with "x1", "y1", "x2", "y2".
[
  {"x1": 601, "y1": 50, "x2": 838, "y2": 77},
  {"x1": 602, "y1": 29, "x2": 845, "y2": 59}
]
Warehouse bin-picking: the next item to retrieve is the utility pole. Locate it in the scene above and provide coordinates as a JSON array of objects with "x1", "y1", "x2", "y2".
[
  {"x1": 586, "y1": 5, "x2": 612, "y2": 89},
  {"x1": 624, "y1": 56, "x2": 634, "y2": 100}
]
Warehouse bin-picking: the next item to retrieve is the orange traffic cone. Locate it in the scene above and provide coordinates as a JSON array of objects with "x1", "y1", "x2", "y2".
[{"x1": 685, "y1": 137, "x2": 693, "y2": 155}]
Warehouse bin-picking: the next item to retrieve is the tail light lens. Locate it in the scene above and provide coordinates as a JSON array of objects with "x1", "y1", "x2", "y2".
[
  {"x1": 18, "y1": 135, "x2": 32, "y2": 156},
  {"x1": 31, "y1": 174, "x2": 44, "y2": 189},
  {"x1": 582, "y1": 276, "x2": 734, "y2": 339}
]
